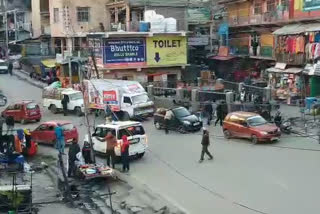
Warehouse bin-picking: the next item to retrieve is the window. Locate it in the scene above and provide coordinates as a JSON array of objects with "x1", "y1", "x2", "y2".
[
  {"x1": 77, "y1": 7, "x2": 90, "y2": 22},
  {"x1": 26, "y1": 103, "x2": 39, "y2": 110},
  {"x1": 247, "y1": 116, "x2": 267, "y2": 126},
  {"x1": 253, "y1": 1, "x2": 262, "y2": 14},
  {"x1": 94, "y1": 127, "x2": 116, "y2": 138},
  {"x1": 53, "y1": 8, "x2": 59, "y2": 23},
  {"x1": 61, "y1": 123, "x2": 74, "y2": 131},
  {"x1": 118, "y1": 126, "x2": 145, "y2": 139},
  {"x1": 266, "y1": 0, "x2": 276, "y2": 12},
  {"x1": 36, "y1": 124, "x2": 48, "y2": 131},
  {"x1": 123, "y1": 97, "x2": 132, "y2": 105}
]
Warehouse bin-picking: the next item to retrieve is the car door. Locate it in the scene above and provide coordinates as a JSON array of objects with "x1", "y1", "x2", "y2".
[
  {"x1": 92, "y1": 127, "x2": 114, "y2": 153},
  {"x1": 32, "y1": 124, "x2": 48, "y2": 143},
  {"x1": 237, "y1": 120, "x2": 251, "y2": 138},
  {"x1": 2, "y1": 104, "x2": 14, "y2": 118},
  {"x1": 13, "y1": 104, "x2": 22, "y2": 121}
]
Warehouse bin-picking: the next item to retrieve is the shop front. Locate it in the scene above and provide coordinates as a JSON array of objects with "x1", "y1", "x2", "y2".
[
  {"x1": 303, "y1": 63, "x2": 320, "y2": 97},
  {"x1": 266, "y1": 63, "x2": 304, "y2": 104}
]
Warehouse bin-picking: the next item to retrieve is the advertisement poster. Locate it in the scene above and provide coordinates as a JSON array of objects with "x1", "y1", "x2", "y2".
[
  {"x1": 146, "y1": 36, "x2": 187, "y2": 66},
  {"x1": 103, "y1": 90, "x2": 118, "y2": 105},
  {"x1": 104, "y1": 38, "x2": 146, "y2": 68}
]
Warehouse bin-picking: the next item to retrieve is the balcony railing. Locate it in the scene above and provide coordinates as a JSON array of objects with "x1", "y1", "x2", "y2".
[{"x1": 227, "y1": 10, "x2": 289, "y2": 27}]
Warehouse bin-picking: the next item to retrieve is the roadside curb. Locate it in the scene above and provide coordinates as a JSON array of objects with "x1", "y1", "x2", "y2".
[{"x1": 12, "y1": 69, "x2": 45, "y2": 89}]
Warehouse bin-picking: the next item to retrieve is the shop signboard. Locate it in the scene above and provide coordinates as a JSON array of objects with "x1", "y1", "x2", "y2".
[
  {"x1": 303, "y1": 0, "x2": 320, "y2": 11},
  {"x1": 146, "y1": 36, "x2": 187, "y2": 66},
  {"x1": 104, "y1": 38, "x2": 146, "y2": 68}
]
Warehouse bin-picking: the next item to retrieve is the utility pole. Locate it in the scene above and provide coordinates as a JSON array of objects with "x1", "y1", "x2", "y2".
[
  {"x1": 68, "y1": 57, "x2": 72, "y2": 87},
  {"x1": 1, "y1": 0, "x2": 9, "y2": 59}
]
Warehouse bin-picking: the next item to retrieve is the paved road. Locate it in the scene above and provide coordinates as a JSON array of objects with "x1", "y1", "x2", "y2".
[{"x1": 1, "y1": 74, "x2": 320, "y2": 214}]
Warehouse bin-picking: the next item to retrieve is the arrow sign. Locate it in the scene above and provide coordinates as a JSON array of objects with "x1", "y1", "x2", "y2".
[{"x1": 154, "y1": 52, "x2": 160, "y2": 62}]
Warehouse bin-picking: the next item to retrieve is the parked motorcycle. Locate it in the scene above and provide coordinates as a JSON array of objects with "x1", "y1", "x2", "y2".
[{"x1": 274, "y1": 111, "x2": 292, "y2": 134}]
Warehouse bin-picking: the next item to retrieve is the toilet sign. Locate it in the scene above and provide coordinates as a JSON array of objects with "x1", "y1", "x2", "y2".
[{"x1": 146, "y1": 36, "x2": 187, "y2": 66}]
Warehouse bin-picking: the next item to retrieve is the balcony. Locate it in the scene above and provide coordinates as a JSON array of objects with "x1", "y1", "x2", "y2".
[{"x1": 227, "y1": 10, "x2": 289, "y2": 27}]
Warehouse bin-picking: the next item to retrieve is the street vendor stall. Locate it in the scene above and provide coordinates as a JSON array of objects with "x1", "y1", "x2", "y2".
[
  {"x1": 266, "y1": 63, "x2": 303, "y2": 104},
  {"x1": 76, "y1": 164, "x2": 114, "y2": 180}
]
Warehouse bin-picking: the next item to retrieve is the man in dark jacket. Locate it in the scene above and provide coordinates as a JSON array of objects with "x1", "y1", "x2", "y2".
[
  {"x1": 215, "y1": 102, "x2": 223, "y2": 126},
  {"x1": 199, "y1": 128, "x2": 213, "y2": 163},
  {"x1": 6, "y1": 115, "x2": 14, "y2": 135},
  {"x1": 68, "y1": 141, "x2": 80, "y2": 177},
  {"x1": 61, "y1": 95, "x2": 69, "y2": 116},
  {"x1": 204, "y1": 101, "x2": 213, "y2": 126},
  {"x1": 8, "y1": 61, "x2": 13, "y2": 76}
]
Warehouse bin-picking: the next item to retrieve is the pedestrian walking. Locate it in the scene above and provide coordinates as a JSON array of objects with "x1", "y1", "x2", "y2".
[
  {"x1": 164, "y1": 109, "x2": 173, "y2": 134},
  {"x1": 199, "y1": 127, "x2": 213, "y2": 163},
  {"x1": 8, "y1": 61, "x2": 13, "y2": 76},
  {"x1": 54, "y1": 123, "x2": 65, "y2": 154},
  {"x1": 61, "y1": 95, "x2": 69, "y2": 116},
  {"x1": 204, "y1": 101, "x2": 213, "y2": 125},
  {"x1": 215, "y1": 102, "x2": 223, "y2": 126},
  {"x1": 68, "y1": 141, "x2": 80, "y2": 177},
  {"x1": 105, "y1": 132, "x2": 117, "y2": 169},
  {"x1": 5, "y1": 115, "x2": 14, "y2": 135},
  {"x1": 121, "y1": 135, "x2": 130, "y2": 172}
]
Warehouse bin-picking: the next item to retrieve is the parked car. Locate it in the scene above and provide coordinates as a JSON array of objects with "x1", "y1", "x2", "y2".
[
  {"x1": 31, "y1": 121, "x2": 78, "y2": 145},
  {"x1": 154, "y1": 107, "x2": 202, "y2": 133},
  {"x1": 223, "y1": 111, "x2": 281, "y2": 143},
  {"x1": 0, "y1": 59, "x2": 8, "y2": 74},
  {"x1": 1, "y1": 101, "x2": 41, "y2": 124},
  {"x1": 84, "y1": 121, "x2": 147, "y2": 159}
]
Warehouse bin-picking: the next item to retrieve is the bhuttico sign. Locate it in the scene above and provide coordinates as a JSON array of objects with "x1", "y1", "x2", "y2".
[
  {"x1": 103, "y1": 38, "x2": 146, "y2": 68},
  {"x1": 146, "y1": 36, "x2": 187, "y2": 66}
]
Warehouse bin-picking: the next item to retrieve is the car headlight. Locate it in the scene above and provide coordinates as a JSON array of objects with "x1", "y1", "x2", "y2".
[
  {"x1": 183, "y1": 121, "x2": 191, "y2": 125},
  {"x1": 260, "y1": 131, "x2": 268, "y2": 135}
]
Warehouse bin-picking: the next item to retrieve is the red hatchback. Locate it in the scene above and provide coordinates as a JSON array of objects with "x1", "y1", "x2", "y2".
[
  {"x1": 31, "y1": 121, "x2": 78, "y2": 145},
  {"x1": 1, "y1": 101, "x2": 41, "y2": 124}
]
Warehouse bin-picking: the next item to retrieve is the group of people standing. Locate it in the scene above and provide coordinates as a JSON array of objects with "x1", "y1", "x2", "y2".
[{"x1": 202, "y1": 100, "x2": 228, "y2": 127}]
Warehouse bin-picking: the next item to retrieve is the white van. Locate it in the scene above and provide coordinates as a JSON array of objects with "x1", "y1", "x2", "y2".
[{"x1": 84, "y1": 121, "x2": 148, "y2": 158}]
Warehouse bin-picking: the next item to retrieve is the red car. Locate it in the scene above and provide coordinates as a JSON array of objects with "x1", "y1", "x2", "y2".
[
  {"x1": 1, "y1": 101, "x2": 41, "y2": 124},
  {"x1": 223, "y1": 111, "x2": 281, "y2": 144},
  {"x1": 31, "y1": 121, "x2": 78, "y2": 145}
]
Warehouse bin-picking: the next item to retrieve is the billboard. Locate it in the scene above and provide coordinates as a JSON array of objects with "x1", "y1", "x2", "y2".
[
  {"x1": 146, "y1": 36, "x2": 187, "y2": 66},
  {"x1": 104, "y1": 38, "x2": 146, "y2": 68},
  {"x1": 103, "y1": 90, "x2": 118, "y2": 105},
  {"x1": 303, "y1": 0, "x2": 320, "y2": 11}
]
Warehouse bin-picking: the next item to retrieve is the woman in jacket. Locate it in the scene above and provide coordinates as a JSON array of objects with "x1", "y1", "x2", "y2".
[{"x1": 121, "y1": 135, "x2": 130, "y2": 172}]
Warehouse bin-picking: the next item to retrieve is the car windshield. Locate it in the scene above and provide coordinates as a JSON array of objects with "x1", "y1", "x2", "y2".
[
  {"x1": 132, "y1": 94, "x2": 149, "y2": 104},
  {"x1": 69, "y1": 92, "x2": 83, "y2": 100},
  {"x1": 247, "y1": 116, "x2": 267, "y2": 126},
  {"x1": 26, "y1": 103, "x2": 39, "y2": 110},
  {"x1": 61, "y1": 123, "x2": 74, "y2": 131},
  {"x1": 118, "y1": 125, "x2": 145, "y2": 139},
  {"x1": 172, "y1": 107, "x2": 191, "y2": 118}
]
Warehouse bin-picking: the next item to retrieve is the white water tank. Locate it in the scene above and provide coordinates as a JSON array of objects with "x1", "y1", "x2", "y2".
[
  {"x1": 165, "y1": 17, "x2": 177, "y2": 32},
  {"x1": 150, "y1": 14, "x2": 165, "y2": 33},
  {"x1": 144, "y1": 10, "x2": 156, "y2": 22}
]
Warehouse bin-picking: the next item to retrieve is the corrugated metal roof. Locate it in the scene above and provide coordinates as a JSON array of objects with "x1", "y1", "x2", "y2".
[
  {"x1": 128, "y1": 0, "x2": 210, "y2": 7},
  {"x1": 266, "y1": 66, "x2": 303, "y2": 74}
]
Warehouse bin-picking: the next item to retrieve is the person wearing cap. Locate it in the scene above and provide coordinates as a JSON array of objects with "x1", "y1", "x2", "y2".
[
  {"x1": 105, "y1": 132, "x2": 117, "y2": 169},
  {"x1": 199, "y1": 127, "x2": 213, "y2": 163}
]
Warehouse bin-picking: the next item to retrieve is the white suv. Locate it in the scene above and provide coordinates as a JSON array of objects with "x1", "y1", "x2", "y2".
[
  {"x1": 84, "y1": 121, "x2": 148, "y2": 159},
  {"x1": 0, "y1": 59, "x2": 8, "y2": 74}
]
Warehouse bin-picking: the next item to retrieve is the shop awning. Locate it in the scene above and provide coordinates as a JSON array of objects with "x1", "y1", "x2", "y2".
[
  {"x1": 272, "y1": 24, "x2": 306, "y2": 35},
  {"x1": 273, "y1": 23, "x2": 320, "y2": 35},
  {"x1": 266, "y1": 67, "x2": 303, "y2": 74},
  {"x1": 41, "y1": 59, "x2": 56, "y2": 68},
  {"x1": 210, "y1": 56, "x2": 235, "y2": 61}
]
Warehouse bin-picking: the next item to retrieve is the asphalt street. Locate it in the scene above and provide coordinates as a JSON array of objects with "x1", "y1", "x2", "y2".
[{"x1": 1, "y1": 74, "x2": 320, "y2": 214}]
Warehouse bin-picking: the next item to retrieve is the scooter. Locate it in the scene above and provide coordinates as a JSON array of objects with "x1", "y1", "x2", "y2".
[{"x1": 274, "y1": 112, "x2": 292, "y2": 134}]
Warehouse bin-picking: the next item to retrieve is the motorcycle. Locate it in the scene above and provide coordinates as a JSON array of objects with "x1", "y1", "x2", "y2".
[{"x1": 274, "y1": 112, "x2": 292, "y2": 134}]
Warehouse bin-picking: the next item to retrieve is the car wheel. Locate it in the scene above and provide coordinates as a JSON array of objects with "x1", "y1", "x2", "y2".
[
  {"x1": 223, "y1": 129, "x2": 231, "y2": 139},
  {"x1": 137, "y1": 152, "x2": 145, "y2": 159},
  {"x1": 251, "y1": 135, "x2": 258, "y2": 144},
  {"x1": 154, "y1": 122, "x2": 161, "y2": 130},
  {"x1": 50, "y1": 105, "x2": 57, "y2": 114},
  {"x1": 122, "y1": 112, "x2": 130, "y2": 121},
  {"x1": 21, "y1": 119, "x2": 26, "y2": 124},
  {"x1": 75, "y1": 107, "x2": 83, "y2": 117},
  {"x1": 178, "y1": 126, "x2": 187, "y2": 134}
]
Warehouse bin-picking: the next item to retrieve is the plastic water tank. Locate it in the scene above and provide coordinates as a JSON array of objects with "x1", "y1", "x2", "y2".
[
  {"x1": 139, "y1": 22, "x2": 150, "y2": 32},
  {"x1": 144, "y1": 10, "x2": 156, "y2": 22},
  {"x1": 150, "y1": 14, "x2": 165, "y2": 33},
  {"x1": 165, "y1": 17, "x2": 177, "y2": 32}
]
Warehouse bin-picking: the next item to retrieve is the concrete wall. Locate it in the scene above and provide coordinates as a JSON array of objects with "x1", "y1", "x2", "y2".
[
  {"x1": 31, "y1": 0, "x2": 41, "y2": 38},
  {"x1": 49, "y1": 0, "x2": 109, "y2": 37}
]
